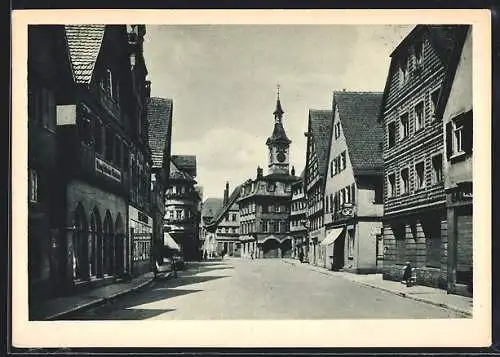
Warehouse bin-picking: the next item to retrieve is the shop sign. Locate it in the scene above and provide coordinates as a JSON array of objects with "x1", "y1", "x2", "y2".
[
  {"x1": 451, "y1": 182, "x2": 473, "y2": 203},
  {"x1": 95, "y1": 157, "x2": 121, "y2": 183},
  {"x1": 138, "y1": 211, "x2": 149, "y2": 224}
]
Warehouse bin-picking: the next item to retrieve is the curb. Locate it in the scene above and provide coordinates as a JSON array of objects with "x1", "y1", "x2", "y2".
[
  {"x1": 282, "y1": 259, "x2": 472, "y2": 317},
  {"x1": 44, "y1": 275, "x2": 155, "y2": 321}
]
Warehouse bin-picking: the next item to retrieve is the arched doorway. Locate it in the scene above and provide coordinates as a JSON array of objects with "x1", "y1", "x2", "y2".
[
  {"x1": 89, "y1": 208, "x2": 102, "y2": 279},
  {"x1": 73, "y1": 203, "x2": 88, "y2": 280},
  {"x1": 262, "y1": 237, "x2": 280, "y2": 258},
  {"x1": 281, "y1": 238, "x2": 292, "y2": 258},
  {"x1": 103, "y1": 211, "x2": 114, "y2": 276},
  {"x1": 114, "y1": 213, "x2": 125, "y2": 276}
]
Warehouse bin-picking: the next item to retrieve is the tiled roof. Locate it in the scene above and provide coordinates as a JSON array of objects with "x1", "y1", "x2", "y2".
[
  {"x1": 202, "y1": 198, "x2": 223, "y2": 218},
  {"x1": 210, "y1": 185, "x2": 242, "y2": 227},
  {"x1": 147, "y1": 97, "x2": 173, "y2": 169},
  {"x1": 169, "y1": 160, "x2": 195, "y2": 182},
  {"x1": 309, "y1": 109, "x2": 333, "y2": 179},
  {"x1": 333, "y1": 91, "x2": 384, "y2": 174},
  {"x1": 172, "y1": 155, "x2": 197, "y2": 178},
  {"x1": 390, "y1": 25, "x2": 466, "y2": 63},
  {"x1": 64, "y1": 25, "x2": 106, "y2": 84},
  {"x1": 435, "y1": 26, "x2": 471, "y2": 119}
]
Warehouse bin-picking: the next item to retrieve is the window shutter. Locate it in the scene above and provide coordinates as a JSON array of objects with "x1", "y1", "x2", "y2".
[
  {"x1": 446, "y1": 121, "x2": 453, "y2": 159},
  {"x1": 463, "y1": 110, "x2": 473, "y2": 155}
]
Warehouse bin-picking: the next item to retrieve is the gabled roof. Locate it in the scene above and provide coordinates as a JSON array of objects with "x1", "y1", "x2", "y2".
[
  {"x1": 172, "y1": 155, "x2": 197, "y2": 178},
  {"x1": 291, "y1": 168, "x2": 305, "y2": 188},
  {"x1": 333, "y1": 91, "x2": 384, "y2": 175},
  {"x1": 147, "y1": 97, "x2": 173, "y2": 169},
  {"x1": 435, "y1": 26, "x2": 471, "y2": 119},
  {"x1": 64, "y1": 25, "x2": 106, "y2": 85},
  {"x1": 308, "y1": 109, "x2": 334, "y2": 179},
  {"x1": 202, "y1": 198, "x2": 223, "y2": 219},
  {"x1": 208, "y1": 185, "x2": 242, "y2": 228},
  {"x1": 169, "y1": 160, "x2": 195, "y2": 182}
]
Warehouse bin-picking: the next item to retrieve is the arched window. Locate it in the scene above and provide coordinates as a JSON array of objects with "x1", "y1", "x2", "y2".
[
  {"x1": 103, "y1": 211, "x2": 114, "y2": 276},
  {"x1": 73, "y1": 203, "x2": 88, "y2": 280}
]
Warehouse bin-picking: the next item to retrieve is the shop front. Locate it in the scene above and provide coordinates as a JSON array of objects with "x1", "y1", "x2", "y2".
[{"x1": 129, "y1": 205, "x2": 153, "y2": 277}]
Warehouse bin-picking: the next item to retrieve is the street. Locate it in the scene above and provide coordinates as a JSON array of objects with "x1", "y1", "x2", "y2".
[{"x1": 66, "y1": 259, "x2": 463, "y2": 320}]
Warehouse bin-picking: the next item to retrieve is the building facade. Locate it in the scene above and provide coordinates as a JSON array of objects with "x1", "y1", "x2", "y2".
[
  {"x1": 380, "y1": 25, "x2": 466, "y2": 289},
  {"x1": 164, "y1": 156, "x2": 201, "y2": 261},
  {"x1": 322, "y1": 91, "x2": 384, "y2": 273},
  {"x1": 200, "y1": 198, "x2": 223, "y2": 258},
  {"x1": 28, "y1": 25, "x2": 74, "y2": 302},
  {"x1": 146, "y1": 97, "x2": 174, "y2": 267},
  {"x1": 437, "y1": 26, "x2": 473, "y2": 296},
  {"x1": 304, "y1": 110, "x2": 333, "y2": 265},
  {"x1": 206, "y1": 183, "x2": 242, "y2": 257},
  {"x1": 236, "y1": 93, "x2": 299, "y2": 258},
  {"x1": 289, "y1": 169, "x2": 307, "y2": 259}
]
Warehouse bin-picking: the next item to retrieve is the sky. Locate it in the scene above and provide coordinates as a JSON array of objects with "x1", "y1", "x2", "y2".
[{"x1": 143, "y1": 25, "x2": 413, "y2": 200}]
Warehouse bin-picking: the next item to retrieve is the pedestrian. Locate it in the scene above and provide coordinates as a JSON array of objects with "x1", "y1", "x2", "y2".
[
  {"x1": 250, "y1": 250, "x2": 254, "y2": 260},
  {"x1": 299, "y1": 249, "x2": 304, "y2": 263},
  {"x1": 402, "y1": 261, "x2": 412, "y2": 287}
]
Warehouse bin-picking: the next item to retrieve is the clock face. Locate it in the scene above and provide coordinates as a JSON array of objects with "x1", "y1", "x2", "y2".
[{"x1": 277, "y1": 152, "x2": 286, "y2": 163}]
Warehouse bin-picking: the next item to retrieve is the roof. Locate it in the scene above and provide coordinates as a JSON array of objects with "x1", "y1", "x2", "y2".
[
  {"x1": 169, "y1": 160, "x2": 195, "y2": 182},
  {"x1": 208, "y1": 185, "x2": 242, "y2": 228},
  {"x1": 147, "y1": 97, "x2": 173, "y2": 169},
  {"x1": 291, "y1": 168, "x2": 305, "y2": 187},
  {"x1": 435, "y1": 26, "x2": 471, "y2": 119},
  {"x1": 202, "y1": 198, "x2": 223, "y2": 218},
  {"x1": 390, "y1": 25, "x2": 464, "y2": 63},
  {"x1": 171, "y1": 155, "x2": 197, "y2": 178},
  {"x1": 64, "y1": 25, "x2": 106, "y2": 84},
  {"x1": 262, "y1": 172, "x2": 301, "y2": 182},
  {"x1": 333, "y1": 91, "x2": 384, "y2": 174},
  {"x1": 309, "y1": 109, "x2": 334, "y2": 179}
]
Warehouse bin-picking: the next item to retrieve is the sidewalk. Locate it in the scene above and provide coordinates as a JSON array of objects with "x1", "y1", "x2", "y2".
[
  {"x1": 282, "y1": 258, "x2": 473, "y2": 317},
  {"x1": 30, "y1": 272, "x2": 155, "y2": 321}
]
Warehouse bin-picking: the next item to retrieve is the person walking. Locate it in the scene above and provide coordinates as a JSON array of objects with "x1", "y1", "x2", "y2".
[{"x1": 299, "y1": 249, "x2": 304, "y2": 263}]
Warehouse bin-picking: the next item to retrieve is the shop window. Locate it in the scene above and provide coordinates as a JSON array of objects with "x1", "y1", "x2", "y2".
[
  {"x1": 29, "y1": 168, "x2": 38, "y2": 203},
  {"x1": 388, "y1": 122, "x2": 396, "y2": 148},
  {"x1": 399, "y1": 113, "x2": 409, "y2": 140},
  {"x1": 415, "y1": 161, "x2": 425, "y2": 190},
  {"x1": 400, "y1": 168, "x2": 409, "y2": 195},
  {"x1": 432, "y1": 154, "x2": 443, "y2": 184},
  {"x1": 415, "y1": 101, "x2": 424, "y2": 131}
]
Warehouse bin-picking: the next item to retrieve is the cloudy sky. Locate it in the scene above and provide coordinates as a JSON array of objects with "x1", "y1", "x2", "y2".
[{"x1": 143, "y1": 25, "x2": 413, "y2": 200}]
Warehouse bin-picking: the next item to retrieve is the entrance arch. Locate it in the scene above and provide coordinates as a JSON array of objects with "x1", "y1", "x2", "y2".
[
  {"x1": 280, "y1": 238, "x2": 293, "y2": 258},
  {"x1": 262, "y1": 237, "x2": 281, "y2": 258},
  {"x1": 103, "y1": 211, "x2": 114, "y2": 276},
  {"x1": 114, "y1": 213, "x2": 125, "y2": 275},
  {"x1": 73, "y1": 203, "x2": 88, "y2": 280}
]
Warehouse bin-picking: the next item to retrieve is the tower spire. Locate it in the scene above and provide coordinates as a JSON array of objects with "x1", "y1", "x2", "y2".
[{"x1": 273, "y1": 83, "x2": 284, "y2": 121}]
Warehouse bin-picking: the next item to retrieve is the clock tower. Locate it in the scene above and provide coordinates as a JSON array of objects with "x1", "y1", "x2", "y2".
[{"x1": 266, "y1": 85, "x2": 291, "y2": 175}]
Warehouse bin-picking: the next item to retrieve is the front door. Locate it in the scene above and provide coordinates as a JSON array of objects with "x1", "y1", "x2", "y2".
[{"x1": 332, "y1": 234, "x2": 345, "y2": 270}]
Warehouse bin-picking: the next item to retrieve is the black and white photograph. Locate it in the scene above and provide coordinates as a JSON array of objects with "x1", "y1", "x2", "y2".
[{"x1": 12, "y1": 9, "x2": 491, "y2": 348}]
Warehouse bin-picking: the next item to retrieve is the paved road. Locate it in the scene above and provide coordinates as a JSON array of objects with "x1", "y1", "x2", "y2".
[{"x1": 67, "y1": 259, "x2": 462, "y2": 320}]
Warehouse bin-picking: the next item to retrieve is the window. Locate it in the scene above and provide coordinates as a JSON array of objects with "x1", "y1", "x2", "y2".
[
  {"x1": 415, "y1": 161, "x2": 425, "y2": 190},
  {"x1": 415, "y1": 101, "x2": 424, "y2": 131},
  {"x1": 446, "y1": 110, "x2": 473, "y2": 159},
  {"x1": 432, "y1": 154, "x2": 443, "y2": 184},
  {"x1": 414, "y1": 40, "x2": 424, "y2": 68},
  {"x1": 29, "y1": 168, "x2": 38, "y2": 203},
  {"x1": 400, "y1": 168, "x2": 409, "y2": 194},
  {"x1": 400, "y1": 113, "x2": 409, "y2": 140},
  {"x1": 334, "y1": 156, "x2": 340, "y2": 174},
  {"x1": 430, "y1": 88, "x2": 440, "y2": 119},
  {"x1": 262, "y1": 220, "x2": 268, "y2": 232},
  {"x1": 330, "y1": 160, "x2": 334, "y2": 177},
  {"x1": 399, "y1": 56, "x2": 409, "y2": 85},
  {"x1": 176, "y1": 209, "x2": 183, "y2": 220},
  {"x1": 340, "y1": 151, "x2": 347, "y2": 171},
  {"x1": 334, "y1": 122, "x2": 341, "y2": 139},
  {"x1": 232, "y1": 214, "x2": 236, "y2": 222},
  {"x1": 388, "y1": 122, "x2": 396, "y2": 148}
]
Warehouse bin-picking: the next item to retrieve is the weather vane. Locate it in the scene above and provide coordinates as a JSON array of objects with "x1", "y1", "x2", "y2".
[{"x1": 277, "y1": 83, "x2": 280, "y2": 99}]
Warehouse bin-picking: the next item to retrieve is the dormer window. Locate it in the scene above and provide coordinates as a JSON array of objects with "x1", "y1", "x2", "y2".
[{"x1": 414, "y1": 40, "x2": 424, "y2": 69}]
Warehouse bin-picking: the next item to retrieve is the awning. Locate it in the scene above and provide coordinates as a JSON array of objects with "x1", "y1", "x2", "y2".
[
  {"x1": 164, "y1": 233, "x2": 181, "y2": 251},
  {"x1": 320, "y1": 227, "x2": 345, "y2": 246}
]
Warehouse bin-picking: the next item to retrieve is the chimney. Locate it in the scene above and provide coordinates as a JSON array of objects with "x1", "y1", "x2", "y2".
[
  {"x1": 291, "y1": 166, "x2": 295, "y2": 176},
  {"x1": 223, "y1": 182, "x2": 229, "y2": 205},
  {"x1": 257, "y1": 166, "x2": 263, "y2": 179}
]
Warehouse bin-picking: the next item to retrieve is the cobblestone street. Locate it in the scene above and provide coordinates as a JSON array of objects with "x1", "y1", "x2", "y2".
[{"x1": 67, "y1": 259, "x2": 464, "y2": 320}]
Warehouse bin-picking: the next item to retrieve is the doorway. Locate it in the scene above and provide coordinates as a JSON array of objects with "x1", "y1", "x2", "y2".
[{"x1": 332, "y1": 233, "x2": 345, "y2": 270}]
